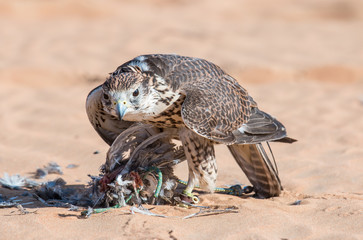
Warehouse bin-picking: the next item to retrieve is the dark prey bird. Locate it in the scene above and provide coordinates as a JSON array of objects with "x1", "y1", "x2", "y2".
[{"x1": 86, "y1": 54, "x2": 295, "y2": 199}]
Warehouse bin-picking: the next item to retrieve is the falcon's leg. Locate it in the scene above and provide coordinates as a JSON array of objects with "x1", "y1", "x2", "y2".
[{"x1": 179, "y1": 127, "x2": 217, "y2": 196}]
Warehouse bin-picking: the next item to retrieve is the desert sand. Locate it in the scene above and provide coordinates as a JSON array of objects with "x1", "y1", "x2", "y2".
[{"x1": 0, "y1": 0, "x2": 363, "y2": 239}]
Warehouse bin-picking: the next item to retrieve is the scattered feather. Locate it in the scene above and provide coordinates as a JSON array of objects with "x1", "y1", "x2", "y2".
[
  {"x1": 183, "y1": 206, "x2": 238, "y2": 219},
  {"x1": 34, "y1": 178, "x2": 96, "y2": 207},
  {"x1": 16, "y1": 204, "x2": 30, "y2": 214},
  {"x1": 0, "y1": 200, "x2": 17, "y2": 208},
  {"x1": 66, "y1": 164, "x2": 79, "y2": 169},
  {"x1": 290, "y1": 200, "x2": 302, "y2": 205},
  {"x1": 24, "y1": 178, "x2": 40, "y2": 188},
  {"x1": 35, "y1": 162, "x2": 63, "y2": 179},
  {"x1": 35, "y1": 169, "x2": 47, "y2": 179},
  {"x1": 130, "y1": 206, "x2": 167, "y2": 218},
  {"x1": 81, "y1": 206, "x2": 94, "y2": 218},
  {"x1": 45, "y1": 162, "x2": 63, "y2": 175},
  {"x1": 0, "y1": 194, "x2": 34, "y2": 210},
  {"x1": 0, "y1": 173, "x2": 26, "y2": 189},
  {"x1": 68, "y1": 205, "x2": 80, "y2": 211}
]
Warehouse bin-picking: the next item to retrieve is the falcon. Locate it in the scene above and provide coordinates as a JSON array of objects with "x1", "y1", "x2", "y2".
[{"x1": 86, "y1": 54, "x2": 295, "y2": 199}]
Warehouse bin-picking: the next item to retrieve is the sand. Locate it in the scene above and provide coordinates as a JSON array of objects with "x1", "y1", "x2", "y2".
[{"x1": 0, "y1": 0, "x2": 363, "y2": 239}]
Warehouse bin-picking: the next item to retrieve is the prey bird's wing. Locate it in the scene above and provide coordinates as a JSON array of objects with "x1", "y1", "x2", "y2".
[{"x1": 86, "y1": 85, "x2": 134, "y2": 146}]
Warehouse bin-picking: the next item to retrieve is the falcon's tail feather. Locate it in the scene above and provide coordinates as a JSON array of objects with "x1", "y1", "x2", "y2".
[{"x1": 228, "y1": 143, "x2": 282, "y2": 198}]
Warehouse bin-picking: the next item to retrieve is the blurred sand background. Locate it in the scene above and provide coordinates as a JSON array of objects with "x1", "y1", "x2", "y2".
[{"x1": 0, "y1": 0, "x2": 363, "y2": 239}]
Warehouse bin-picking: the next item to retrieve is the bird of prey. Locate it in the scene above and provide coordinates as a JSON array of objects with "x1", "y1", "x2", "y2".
[{"x1": 86, "y1": 54, "x2": 295, "y2": 199}]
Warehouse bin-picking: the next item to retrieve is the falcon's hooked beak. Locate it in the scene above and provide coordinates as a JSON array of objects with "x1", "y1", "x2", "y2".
[{"x1": 116, "y1": 100, "x2": 128, "y2": 120}]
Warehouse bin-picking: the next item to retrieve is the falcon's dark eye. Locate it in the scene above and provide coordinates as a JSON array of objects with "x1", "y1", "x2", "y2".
[
  {"x1": 132, "y1": 89, "x2": 139, "y2": 97},
  {"x1": 103, "y1": 93, "x2": 109, "y2": 100}
]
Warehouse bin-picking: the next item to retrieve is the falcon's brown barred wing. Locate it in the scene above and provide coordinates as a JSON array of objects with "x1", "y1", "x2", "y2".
[
  {"x1": 180, "y1": 75, "x2": 252, "y2": 144},
  {"x1": 179, "y1": 76, "x2": 289, "y2": 145}
]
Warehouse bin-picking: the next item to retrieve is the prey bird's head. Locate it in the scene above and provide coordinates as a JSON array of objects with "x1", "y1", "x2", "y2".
[{"x1": 100, "y1": 66, "x2": 165, "y2": 121}]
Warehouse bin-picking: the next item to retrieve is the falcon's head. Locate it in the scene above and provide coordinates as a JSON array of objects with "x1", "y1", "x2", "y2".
[{"x1": 100, "y1": 66, "x2": 169, "y2": 121}]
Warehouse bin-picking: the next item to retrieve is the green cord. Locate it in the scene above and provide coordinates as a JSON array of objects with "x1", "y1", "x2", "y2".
[
  {"x1": 146, "y1": 166, "x2": 163, "y2": 198},
  {"x1": 91, "y1": 204, "x2": 120, "y2": 214},
  {"x1": 125, "y1": 194, "x2": 133, "y2": 203}
]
